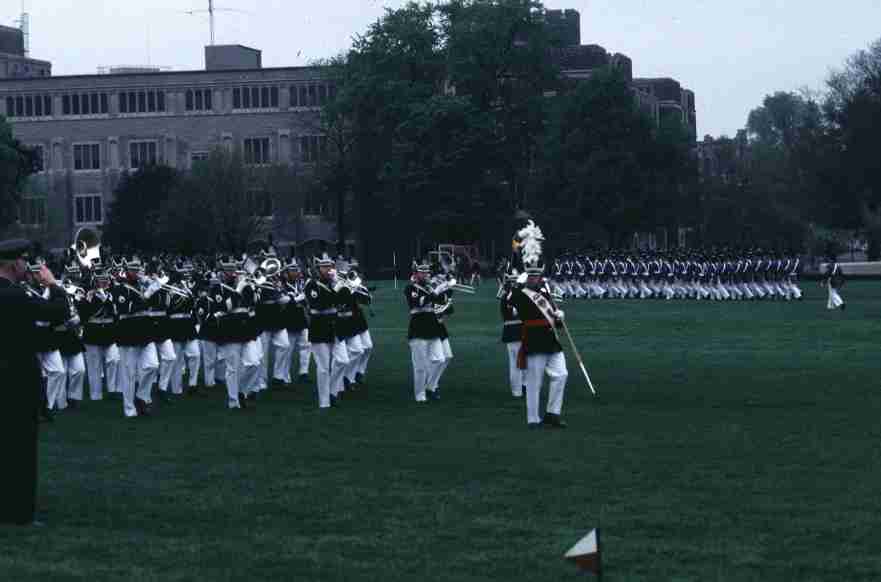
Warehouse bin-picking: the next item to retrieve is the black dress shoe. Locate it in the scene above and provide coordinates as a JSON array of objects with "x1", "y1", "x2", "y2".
[
  {"x1": 355, "y1": 372, "x2": 365, "y2": 385},
  {"x1": 527, "y1": 422, "x2": 542, "y2": 430},
  {"x1": 246, "y1": 392, "x2": 257, "y2": 402},
  {"x1": 39, "y1": 408, "x2": 54, "y2": 423},
  {"x1": 330, "y1": 395, "x2": 339, "y2": 407},
  {"x1": 541, "y1": 413, "x2": 567, "y2": 429},
  {"x1": 298, "y1": 374, "x2": 310, "y2": 384},
  {"x1": 238, "y1": 394, "x2": 248, "y2": 409},
  {"x1": 67, "y1": 399, "x2": 80, "y2": 410},
  {"x1": 158, "y1": 391, "x2": 173, "y2": 404},
  {"x1": 427, "y1": 390, "x2": 440, "y2": 401}
]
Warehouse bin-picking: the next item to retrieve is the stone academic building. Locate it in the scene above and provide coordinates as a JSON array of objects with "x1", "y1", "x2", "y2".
[{"x1": 1, "y1": 10, "x2": 696, "y2": 252}]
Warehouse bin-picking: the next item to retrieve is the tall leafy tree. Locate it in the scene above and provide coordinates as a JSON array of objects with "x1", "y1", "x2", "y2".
[
  {"x1": 103, "y1": 164, "x2": 181, "y2": 254},
  {"x1": 0, "y1": 116, "x2": 39, "y2": 231}
]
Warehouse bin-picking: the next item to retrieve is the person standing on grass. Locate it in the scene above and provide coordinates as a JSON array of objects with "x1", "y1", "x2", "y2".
[
  {"x1": 0, "y1": 239, "x2": 71, "y2": 526},
  {"x1": 510, "y1": 221, "x2": 568, "y2": 429},
  {"x1": 822, "y1": 261, "x2": 846, "y2": 310},
  {"x1": 405, "y1": 261, "x2": 446, "y2": 402},
  {"x1": 499, "y1": 268, "x2": 525, "y2": 399},
  {"x1": 304, "y1": 254, "x2": 341, "y2": 409}
]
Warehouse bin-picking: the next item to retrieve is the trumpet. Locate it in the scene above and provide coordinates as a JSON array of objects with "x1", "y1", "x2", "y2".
[{"x1": 63, "y1": 282, "x2": 87, "y2": 301}]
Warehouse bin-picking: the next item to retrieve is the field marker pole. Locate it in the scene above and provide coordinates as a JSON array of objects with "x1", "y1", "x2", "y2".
[{"x1": 393, "y1": 252, "x2": 398, "y2": 290}]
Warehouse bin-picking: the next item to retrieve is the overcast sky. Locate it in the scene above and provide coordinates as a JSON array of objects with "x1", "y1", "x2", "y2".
[{"x1": 2, "y1": 1, "x2": 879, "y2": 138}]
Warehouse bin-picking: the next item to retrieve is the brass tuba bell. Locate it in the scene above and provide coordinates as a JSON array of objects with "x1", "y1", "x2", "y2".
[{"x1": 72, "y1": 227, "x2": 101, "y2": 268}]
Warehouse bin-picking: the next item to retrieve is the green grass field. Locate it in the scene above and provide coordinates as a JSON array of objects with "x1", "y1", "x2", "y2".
[{"x1": 2, "y1": 280, "x2": 880, "y2": 581}]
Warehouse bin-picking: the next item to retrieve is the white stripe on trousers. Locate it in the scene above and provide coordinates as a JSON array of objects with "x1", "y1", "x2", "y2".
[
  {"x1": 63, "y1": 353, "x2": 86, "y2": 403},
  {"x1": 409, "y1": 338, "x2": 444, "y2": 401},
  {"x1": 524, "y1": 351, "x2": 568, "y2": 425}
]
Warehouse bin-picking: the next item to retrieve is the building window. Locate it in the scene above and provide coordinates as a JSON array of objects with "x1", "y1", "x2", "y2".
[
  {"x1": 81, "y1": 93, "x2": 90, "y2": 115},
  {"x1": 232, "y1": 86, "x2": 279, "y2": 110},
  {"x1": 190, "y1": 151, "x2": 209, "y2": 166},
  {"x1": 129, "y1": 141, "x2": 158, "y2": 169},
  {"x1": 185, "y1": 89, "x2": 212, "y2": 112},
  {"x1": 119, "y1": 91, "x2": 165, "y2": 114},
  {"x1": 5, "y1": 97, "x2": 12, "y2": 116},
  {"x1": 15, "y1": 96, "x2": 24, "y2": 116},
  {"x1": 58, "y1": 92, "x2": 107, "y2": 116},
  {"x1": 300, "y1": 135, "x2": 327, "y2": 163},
  {"x1": 74, "y1": 194, "x2": 103, "y2": 224},
  {"x1": 19, "y1": 196, "x2": 47, "y2": 226},
  {"x1": 247, "y1": 189, "x2": 273, "y2": 217},
  {"x1": 243, "y1": 137, "x2": 271, "y2": 165},
  {"x1": 73, "y1": 143, "x2": 101, "y2": 171},
  {"x1": 34, "y1": 96, "x2": 42, "y2": 116}
]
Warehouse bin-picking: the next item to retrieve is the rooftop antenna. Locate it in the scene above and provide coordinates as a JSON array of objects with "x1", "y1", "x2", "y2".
[
  {"x1": 16, "y1": 0, "x2": 29, "y2": 57},
  {"x1": 181, "y1": 1, "x2": 251, "y2": 46}
]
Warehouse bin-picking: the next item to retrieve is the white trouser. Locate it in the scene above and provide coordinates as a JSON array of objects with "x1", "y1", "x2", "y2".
[
  {"x1": 220, "y1": 340, "x2": 260, "y2": 408},
  {"x1": 201, "y1": 340, "x2": 219, "y2": 387},
  {"x1": 827, "y1": 283, "x2": 844, "y2": 310},
  {"x1": 524, "y1": 351, "x2": 568, "y2": 425},
  {"x1": 279, "y1": 328, "x2": 310, "y2": 382},
  {"x1": 63, "y1": 353, "x2": 86, "y2": 402},
  {"x1": 428, "y1": 338, "x2": 453, "y2": 391},
  {"x1": 356, "y1": 330, "x2": 373, "y2": 376},
  {"x1": 258, "y1": 329, "x2": 291, "y2": 390},
  {"x1": 40, "y1": 350, "x2": 66, "y2": 411},
  {"x1": 171, "y1": 340, "x2": 201, "y2": 394},
  {"x1": 310, "y1": 342, "x2": 334, "y2": 408},
  {"x1": 120, "y1": 344, "x2": 159, "y2": 417},
  {"x1": 409, "y1": 338, "x2": 444, "y2": 401},
  {"x1": 344, "y1": 333, "x2": 364, "y2": 383},
  {"x1": 330, "y1": 339, "x2": 350, "y2": 396},
  {"x1": 156, "y1": 339, "x2": 177, "y2": 393},
  {"x1": 506, "y1": 341, "x2": 524, "y2": 396},
  {"x1": 85, "y1": 344, "x2": 120, "y2": 400}
]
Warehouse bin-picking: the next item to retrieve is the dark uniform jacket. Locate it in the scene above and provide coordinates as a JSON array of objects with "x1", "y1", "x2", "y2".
[
  {"x1": 112, "y1": 279, "x2": 153, "y2": 347},
  {"x1": 196, "y1": 287, "x2": 222, "y2": 343},
  {"x1": 0, "y1": 278, "x2": 69, "y2": 525},
  {"x1": 215, "y1": 280, "x2": 258, "y2": 344},
  {"x1": 30, "y1": 285, "x2": 67, "y2": 353},
  {"x1": 305, "y1": 278, "x2": 337, "y2": 344},
  {"x1": 81, "y1": 289, "x2": 117, "y2": 347},
  {"x1": 351, "y1": 288, "x2": 371, "y2": 336},
  {"x1": 500, "y1": 288, "x2": 523, "y2": 343},
  {"x1": 166, "y1": 285, "x2": 198, "y2": 343},
  {"x1": 509, "y1": 287, "x2": 562, "y2": 356},
  {"x1": 281, "y1": 281, "x2": 309, "y2": 333},
  {"x1": 335, "y1": 286, "x2": 357, "y2": 341},
  {"x1": 255, "y1": 283, "x2": 287, "y2": 333},
  {"x1": 405, "y1": 282, "x2": 443, "y2": 340}
]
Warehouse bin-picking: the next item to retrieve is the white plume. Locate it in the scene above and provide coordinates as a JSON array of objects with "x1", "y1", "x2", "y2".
[{"x1": 517, "y1": 220, "x2": 544, "y2": 266}]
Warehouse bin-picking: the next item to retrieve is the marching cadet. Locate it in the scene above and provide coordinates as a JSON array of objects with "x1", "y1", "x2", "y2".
[
  {"x1": 823, "y1": 261, "x2": 846, "y2": 310},
  {"x1": 304, "y1": 254, "x2": 341, "y2": 409},
  {"x1": 149, "y1": 263, "x2": 178, "y2": 403},
  {"x1": 428, "y1": 269, "x2": 456, "y2": 399},
  {"x1": 80, "y1": 265, "x2": 120, "y2": 401},
  {"x1": 348, "y1": 259, "x2": 373, "y2": 388},
  {"x1": 331, "y1": 258, "x2": 356, "y2": 399},
  {"x1": 29, "y1": 267, "x2": 68, "y2": 415},
  {"x1": 499, "y1": 268, "x2": 525, "y2": 398},
  {"x1": 254, "y1": 255, "x2": 291, "y2": 392},
  {"x1": 510, "y1": 221, "x2": 568, "y2": 428},
  {"x1": 167, "y1": 262, "x2": 201, "y2": 396},
  {"x1": 215, "y1": 257, "x2": 261, "y2": 410},
  {"x1": 280, "y1": 258, "x2": 311, "y2": 384},
  {"x1": 53, "y1": 264, "x2": 86, "y2": 410},
  {"x1": 197, "y1": 271, "x2": 223, "y2": 392},
  {"x1": 405, "y1": 262, "x2": 445, "y2": 402},
  {"x1": 114, "y1": 257, "x2": 161, "y2": 418}
]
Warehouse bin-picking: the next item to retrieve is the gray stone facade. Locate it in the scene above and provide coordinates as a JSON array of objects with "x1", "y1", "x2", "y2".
[{"x1": 1, "y1": 65, "x2": 337, "y2": 250}]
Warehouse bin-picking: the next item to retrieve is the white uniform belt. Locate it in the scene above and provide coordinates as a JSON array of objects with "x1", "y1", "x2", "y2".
[
  {"x1": 147, "y1": 311, "x2": 167, "y2": 317},
  {"x1": 409, "y1": 307, "x2": 434, "y2": 314},
  {"x1": 169, "y1": 313, "x2": 191, "y2": 320},
  {"x1": 88, "y1": 318, "x2": 114, "y2": 325},
  {"x1": 310, "y1": 308, "x2": 337, "y2": 316},
  {"x1": 119, "y1": 313, "x2": 145, "y2": 320},
  {"x1": 503, "y1": 320, "x2": 522, "y2": 326},
  {"x1": 261, "y1": 300, "x2": 281, "y2": 305},
  {"x1": 338, "y1": 311, "x2": 353, "y2": 318},
  {"x1": 35, "y1": 321, "x2": 51, "y2": 328},
  {"x1": 231, "y1": 307, "x2": 250, "y2": 314},
  {"x1": 53, "y1": 324, "x2": 68, "y2": 332}
]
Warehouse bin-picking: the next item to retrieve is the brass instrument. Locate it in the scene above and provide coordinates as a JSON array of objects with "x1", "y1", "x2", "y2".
[
  {"x1": 71, "y1": 227, "x2": 101, "y2": 268},
  {"x1": 63, "y1": 281, "x2": 87, "y2": 302}
]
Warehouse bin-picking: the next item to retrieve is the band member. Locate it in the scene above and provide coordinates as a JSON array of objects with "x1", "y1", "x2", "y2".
[
  {"x1": 167, "y1": 262, "x2": 201, "y2": 396},
  {"x1": 332, "y1": 259, "x2": 358, "y2": 397},
  {"x1": 0, "y1": 239, "x2": 71, "y2": 525},
  {"x1": 510, "y1": 221, "x2": 568, "y2": 428},
  {"x1": 405, "y1": 262, "x2": 445, "y2": 402},
  {"x1": 304, "y1": 254, "x2": 340, "y2": 408},
  {"x1": 215, "y1": 258, "x2": 261, "y2": 409},
  {"x1": 348, "y1": 259, "x2": 373, "y2": 387},
  {"x1": 499, "y1": 269, "x2": 525, "y2": 398},
  {"x1": 54, "y1": 264, "x2": 87, "y2": 409},
  {"x1": 29, "y1": 268, "x2": 68, "y2": 415},
  {"x1": 280, "y1": 259, "x2": 311, "y2": 384},
  {"x1": 147, "y1": 263, "x2": 178, "y2": 403},
  {"x1": 428, "y1": 269, "x2": 456, "y2": 399},
  {"x1": 113, "y1": 257, "x2": 161, "y2": 418},
  {"x1": 197, "y1": 271, "x2": 223, "y2": 392},
  {"x1": 80, "y1": 265, "x2": 120, "y2": 401},
  {"x1": 823, "y1": 261, "x2": 846, "y2": 310},
  {"x1": 254, "y1": 257, "x2": 291, "y2": 392}
]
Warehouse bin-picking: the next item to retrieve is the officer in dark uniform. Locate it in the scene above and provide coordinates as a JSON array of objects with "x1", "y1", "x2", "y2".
[
  {"x1": 0, "y1": 239, "x2": 70, "y2": 525},
  {"x1": 499, "y1": 269, "x2": 525, "y2": 398},
  {"x1": 405, "y1": 262, "x2": 445, "y2": 402},
  {"x1": 281, "y1": 259, "x2": 311, "y2": 384}
]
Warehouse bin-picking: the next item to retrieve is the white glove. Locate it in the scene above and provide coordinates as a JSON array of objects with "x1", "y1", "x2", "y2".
[
  {"x1": 279, "y1": 294, "x2": 291, "y2": 305},
  {"x1": 555, "y1": 309, "x2": 565, "y2": 321}
]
